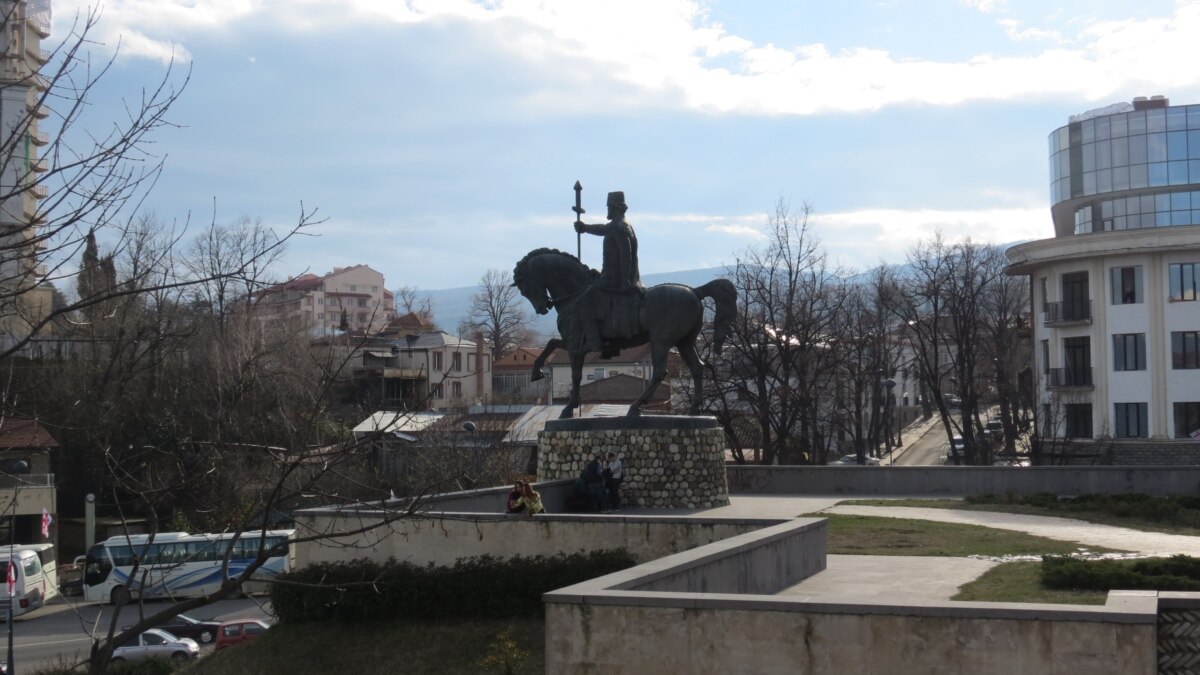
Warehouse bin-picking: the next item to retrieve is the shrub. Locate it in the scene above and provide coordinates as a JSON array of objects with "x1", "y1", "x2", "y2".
[
  {"x1": 1042, "y1": 554, "x2": 1200, "y2": 592},
  {"x1": 270, "y1": 549, "x2": 636, "y2": 624}
]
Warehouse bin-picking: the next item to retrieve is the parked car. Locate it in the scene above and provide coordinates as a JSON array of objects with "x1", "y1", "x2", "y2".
[
  {"x1": 831, "y1": 454, "x2": 881, "y2": 466},
  {"x1": 984, "y1": 417, "x2": 1003, "y2": 439},
  {"x1": 111, "y1": 629, "x2": 200, "y2": 663},
  {"x1": 215, "y1": 618, "x2": 270, "y2": 650},
  {"x1": 946, "y1": 435, "x2": 966, "y2": 463},
  {"x1": 125, "y1": 613, "x2": 222, "y2": 645}
]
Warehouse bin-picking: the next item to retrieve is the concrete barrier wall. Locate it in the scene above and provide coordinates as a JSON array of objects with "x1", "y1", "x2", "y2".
[
  {"x1": 609, "y1": 519, "x2": 826, "y2": 595},
  {"x1": 293, "y1": 510, "x2": 785, "y2": 568},
  {"x1": 727, "y1": 465, "x2": 1200, "y2": 496},
  {"x1": 543, "y1": 597, "x2": 1156, "y2": 675}
]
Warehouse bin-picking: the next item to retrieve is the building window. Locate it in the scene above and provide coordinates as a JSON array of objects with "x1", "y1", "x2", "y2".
[
  {"x1": 358, "y1": 299, "x2": 367, "y2": 307},
  {"x1": 1114, "y1": 402, "x2": 1148, "y2": 438},
  {"x1": 1170, "y1": 263, "x2": 1199, "y2": 301},
  {"x1": 433, "y1": 352, "x2": 443, "y2": 371},
  {"x1": 432, "y1": 383, "x2": 443, "y2": 399},
  {"x1": 357, "y1": 313, "x2": 367, "y2": 323},
  {"x1": 1064, "y1": 404, "x2": 1092, "y2": 438},
  {"x1": 1039, "y1": 277, "x2": 1048, "y2": 310},
  {"x1": 316, "y1": 313, "x2": 323, "y2": 320},
  {"x1": 452, "y1": 352, "x2": 462, "y2": 372},
  {"x1": 1174, "y1": 402, "x2": 1200, "y2": 439},
  {"x1": 372, "y1": 285, "x2": 379, "y2": 292},
  {"x1": 349, "y1": 285, "x2": 357, "y2": 292},
  {"x1": 1040, "y1": 339, "x2": 1050, "y2": 375},
  {"x1": 451, "y1": 381, "x2": 462, "y2": 398},
  {"x1": 1110, "y1": 266, "x2": 1143, "y2": 304},
  {"x1": 1172, "y1": 331, "x2": 1200, "y2": 369},
  {"x1": 317, "y1": 298, "x2": 324, "y2": 304},
  {"x1": 1112, "y1": 333, "x2": 1146, "y2": 371}
]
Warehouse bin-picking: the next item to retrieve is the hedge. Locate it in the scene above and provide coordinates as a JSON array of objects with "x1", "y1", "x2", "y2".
[
  {"x1": 269, "y1": 549, "x2": 637, "y2": 623},
  {"x1": 1042, "y1": 554, "x2": 1200, "y2": 592}
]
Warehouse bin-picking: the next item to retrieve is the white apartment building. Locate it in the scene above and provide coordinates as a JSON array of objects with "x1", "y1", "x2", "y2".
[
  {"x1": 0, "y1": 0, "x2": 53, "y2": 350},
  {"x1": 1007, "y1": 96, "x2": 1200, "y2": 458},
  {"x1": 254, "y1": 264, "x2": 395, "y2": 336}
]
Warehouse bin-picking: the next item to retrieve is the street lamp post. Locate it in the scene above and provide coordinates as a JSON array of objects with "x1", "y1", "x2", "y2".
[{"x1": 6, "y1": 459, "x2": 28, "y2": 674}]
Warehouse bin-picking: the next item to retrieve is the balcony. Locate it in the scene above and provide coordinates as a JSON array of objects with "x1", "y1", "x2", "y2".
[
  {"x1": 1047, "y1": 367, "x2": 1093, "y2": 388},
  {"x1": 31, "y1": 158, "x2": 47, "y2": 173},
  {"x1": 28, "y1": 183, "x2": 47, "y2": 199},
  {"x1": 27, "y1": 15, "x2": 51, "y2": 38},
  {"x1": 25, "y1": 45, "x2": 48, "y2": 64},
  {"x1": 29, "y1": 130, "x2": 48, "y2": 146},
  {"x1": 1043, "y1": 300, "x2": 1092, "y2": 326}
]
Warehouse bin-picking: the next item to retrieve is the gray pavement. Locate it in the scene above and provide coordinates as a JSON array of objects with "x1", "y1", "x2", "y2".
[{"x1": 692, "y1": 494, "x2": 1200, "y2": 602}]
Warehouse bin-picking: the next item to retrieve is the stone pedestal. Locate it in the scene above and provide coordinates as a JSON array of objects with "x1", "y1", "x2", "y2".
[{"x1": 538, "y1": 416, "x2": 729, "y2": 509}]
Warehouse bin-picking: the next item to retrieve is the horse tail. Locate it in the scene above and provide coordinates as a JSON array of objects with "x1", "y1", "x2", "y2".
[{"x1": 693, "y1": 278, "x2": 737, "y2": 355}]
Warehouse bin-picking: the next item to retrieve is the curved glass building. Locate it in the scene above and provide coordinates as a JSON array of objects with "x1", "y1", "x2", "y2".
[{"x1": 1008, "y1": 96, "x2": 1200, "y2": 460}]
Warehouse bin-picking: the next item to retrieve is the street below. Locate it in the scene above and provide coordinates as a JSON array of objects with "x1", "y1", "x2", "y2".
[{"x1": 5, "y1": 595, "x2": 273, "y2": 671}]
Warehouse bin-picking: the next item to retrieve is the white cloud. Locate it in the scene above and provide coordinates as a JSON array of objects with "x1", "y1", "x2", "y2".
[
  {"x1": 815, "y1": 206, "x2": 1050, "y2": 268},
  {"x1": 703, "y1": 223, "x2": 767, "y2": 239},
  {"x1": 53, "y1": 1, "x2": 1200, "y2": 112},
  {"x1": 997, "y1": 18, "x2": 1064, "y2": 43},
  {"x1": 960, "y1": 0, "x2": 1007, "y2": 13}
]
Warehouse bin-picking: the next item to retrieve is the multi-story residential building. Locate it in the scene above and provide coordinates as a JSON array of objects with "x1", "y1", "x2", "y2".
[
  {"x1": 253, "y1": 265, "x2": 395, "y2": 336},
  {"x1": 325, "y1": 327, "x2": 493, "y2": 412},
  {"x1": 0, "y1": 1, "x2": 53, "y2": 351},
  {"x1": 1007, "y1": 95, "x2": 1200, "y2": 461}
]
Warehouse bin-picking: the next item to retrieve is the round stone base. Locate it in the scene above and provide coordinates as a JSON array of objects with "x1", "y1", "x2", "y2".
[{"x1": 538, "y1": 417, "x2": 729, "y2": 509}]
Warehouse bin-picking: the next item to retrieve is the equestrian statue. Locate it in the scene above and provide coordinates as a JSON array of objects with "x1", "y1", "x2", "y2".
[{"x1": 512, "y1": 185, "x2": 736, "y2": 419}]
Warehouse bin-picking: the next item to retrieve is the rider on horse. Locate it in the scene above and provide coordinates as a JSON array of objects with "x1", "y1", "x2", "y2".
[{"x1": 574, "y1": 191, "x2": 644, "y2": 355}]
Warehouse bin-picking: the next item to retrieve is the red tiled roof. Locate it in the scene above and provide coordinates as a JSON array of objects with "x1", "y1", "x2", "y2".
[
  {"x1": 0, "y1": 417, "x2": 58, "y2": 449},
  {"x1": 493, "y1": 347, "x2": 542, "y2": 370}
]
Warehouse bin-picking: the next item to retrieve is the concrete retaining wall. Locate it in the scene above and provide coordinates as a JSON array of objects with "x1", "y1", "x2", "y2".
[
  {"x1": 543, "y1": 597, "x2": 1156, "y2": 675},
  {"x1": 727, "y1": 465, "x2": 1200, "y2": 496},
  {"x1": 292, "y1": 510, "x2": 786, "y2": 568},
  {"x1": 544, "y1": 522, "x2": 1158, "y2": 675}
]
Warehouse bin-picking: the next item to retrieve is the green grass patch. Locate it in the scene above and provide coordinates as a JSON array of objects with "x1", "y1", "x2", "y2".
[
  {"x1": 186, "y1": 618, "x2": 545, "y2": 675},
  {"x1": 813, "y1": 513, "x2": 1120, "y2": 557},
  {"x1": 1043, "y1": 554, "x2": 1200, "y2": 592},
  {"x1": 953, "y1": 561, "x2": 1108, "y2": 605},
  {"x1": 839, "y1": 493, "x2": 1200, "y2": 537}
]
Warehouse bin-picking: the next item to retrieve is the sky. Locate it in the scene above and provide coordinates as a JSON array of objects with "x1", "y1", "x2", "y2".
[{"x1": 41, "y1": 0, "x2": 1200, "y2": 294}]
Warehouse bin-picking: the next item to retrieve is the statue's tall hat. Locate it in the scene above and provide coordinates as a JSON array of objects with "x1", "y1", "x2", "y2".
[{"x1": 606, "y1": 191, "x2": 626, "y2": 208}]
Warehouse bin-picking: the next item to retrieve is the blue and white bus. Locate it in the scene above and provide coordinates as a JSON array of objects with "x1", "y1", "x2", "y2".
[{"x1": 82, "y1": 530, "x2": 294, "y2": 604}]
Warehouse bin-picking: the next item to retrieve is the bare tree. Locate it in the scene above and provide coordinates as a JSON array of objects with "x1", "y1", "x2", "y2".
[
  {"x1": 394, "y1": 284, "x2": 436, "y2": 326},
  {"x1": 460, "y1": 268, "x2": 534, "y2": 360},
  {"x1": 0, "y1": 5, "x2": 312, "y2": 365},
  {"x1": 713, "y1": 199, "x2": 845, "y2": 465}
]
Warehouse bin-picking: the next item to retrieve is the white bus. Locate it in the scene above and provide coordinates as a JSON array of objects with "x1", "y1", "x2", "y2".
[
  {"x1": 1, "y1": 543, "x2": 58, "y2": 618},
  {"x1": 82, "y1": 530, "x2": 294, "y2": 605}
]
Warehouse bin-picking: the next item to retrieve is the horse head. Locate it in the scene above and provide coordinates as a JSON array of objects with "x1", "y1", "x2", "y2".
[{"x1": 512, "y1": 248, "x2": 588, "y2": 315}]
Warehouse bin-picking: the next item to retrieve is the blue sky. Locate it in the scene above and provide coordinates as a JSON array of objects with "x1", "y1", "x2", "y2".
[{"x1": 45, "y1": 0, "x2": 1200, "y2": 293}]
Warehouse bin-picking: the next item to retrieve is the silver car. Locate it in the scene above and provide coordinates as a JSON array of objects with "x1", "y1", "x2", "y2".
[{"x1": 111, "y1": 628, "x2": 200, "y2": 663}]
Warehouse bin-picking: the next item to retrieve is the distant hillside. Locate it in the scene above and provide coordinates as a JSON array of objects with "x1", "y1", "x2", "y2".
[
  {"x1": 423, "y1": 239, "x2": 1030, "y2": 339},
  {"x1": 422, "y1": 267, "x2": 730, "y2": 338}
]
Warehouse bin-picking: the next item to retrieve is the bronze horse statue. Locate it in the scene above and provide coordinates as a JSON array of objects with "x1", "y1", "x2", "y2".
[{"x1": 512, "y1": 248, "x2": 736, "y2": 419}]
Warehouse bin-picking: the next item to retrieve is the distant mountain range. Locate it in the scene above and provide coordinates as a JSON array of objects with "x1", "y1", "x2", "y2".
[
  {"x1": 424, "y1": 239, "x2": 1032, "y2": 339},
  {"x1": 422, "y1": 267, "x2": 730, "y2": 338}
]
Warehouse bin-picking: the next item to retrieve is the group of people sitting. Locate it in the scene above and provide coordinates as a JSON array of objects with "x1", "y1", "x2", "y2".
[
  {"x1": 505, "y1": 479, "x2": 545, "y2": 515},
  {"x1": 579, "y1": 452, "x2": 623, "y2": 512}
]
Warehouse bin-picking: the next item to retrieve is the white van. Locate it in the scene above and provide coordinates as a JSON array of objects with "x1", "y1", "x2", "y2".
[{"x1": 0, "y1": 544, "x2": 58, "y2": 618}]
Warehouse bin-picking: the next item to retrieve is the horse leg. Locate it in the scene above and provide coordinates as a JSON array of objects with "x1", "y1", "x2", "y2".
[
  {"x1": 531, "y1": 338, "x2": 563, "y2": 382},
  {"x1": 626, "y1": 340, "x2": 669, "y2": 417},
  {"x1": 677, "y1": 339, "x2": 705, "y2": 415},
  {"x1": 560, "y1": 351, "x2": 584, "y2": 419}
]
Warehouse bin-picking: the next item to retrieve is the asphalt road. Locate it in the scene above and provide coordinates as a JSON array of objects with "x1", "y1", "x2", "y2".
[
  {"x1": 4, "y1": 595, "x2": 273, "y2": 672},
  {"x1": 891, "y1": 417, "x2": 954, "y2": 466}
]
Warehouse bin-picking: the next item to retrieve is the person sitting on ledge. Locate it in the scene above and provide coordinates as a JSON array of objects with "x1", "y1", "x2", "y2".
[
  {"x1": 518, "y1": 482, "x2": 545, "y2": 515},
  {"x1": 506, "y1": 480, "x2": 526, "y2": 514}
]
